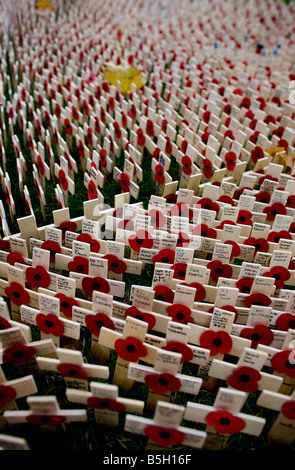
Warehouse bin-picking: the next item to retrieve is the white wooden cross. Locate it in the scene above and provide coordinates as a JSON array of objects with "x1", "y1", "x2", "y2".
[
  {"x1": 124, "y1": 399, "x2": 207, "y2": 450},
  {"x1": 0, "y1": 433, "x2": 30, "y2": 450},
  {"x1": 257, "y1": 387, "x2": 295, "y2": 446},
  {"x1": 54, "y1": 155, "x2": 75, "y2": 207},
  {"x1": 184, "y1": 386, "x2": 266, "y2": 450},
  {"x1": 3, "y1": 395, "x2": 87, "y2": 429},
  {"x1": 36, "y1": 347, "x2": 109, "y2": 391},
  {"x1": 66, "y1": 381, "x2": 145, "y2": 428}
]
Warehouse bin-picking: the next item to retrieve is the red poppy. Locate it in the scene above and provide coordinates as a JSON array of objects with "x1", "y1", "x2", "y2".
[
  {"x1": 64, "y1": 118, "x2": 73, "y2": 136},
  {"x1": 26, "y1": 414, "x2": 67, "y2": 427},
  {"x1": 244, "y1": 293, "x2": 271, "y2": 308},
  {"x1": 240, "y1": 97, "x2": 251, "y2": 109},
  {"x1": 181, "y1": 155, "x2": 192, "y2": 175},
  {"x1": 113, "y1": 121, "x2": 121, "y2": 140},
  {"x1": 161, "y1": 118, "x2": 168, "y2": 133},
  {"x1": 85, "y1": 312, "x2": 115, "y2": 337},
  {"x1": 36, "y1": 313, "x2": 65, "y2": 337},
  {"x1": 164, "y1": 136, "x2": 172, "y2": 155},
  {"x1": 57, "y1": 363, "x2": 87, "y2": 380},
  {"x1": 6, "y1": 252, "x2": 26, "y2": 266},
  {"x1": 0, "y1": 239, "x2": 10, "y2": 252},
  {"x1": 181, "y1": 282, "x2": 206, "y2": 302},
  {"x1": 170, "y1": 203, "x2": 193, "y2": 220},
  {"x1": 218, "y1": 195, "x2": 235, "y2": 206},
  {"x1": 203, "y1": 110, "x2": 211, "y2": 124},
  {"x1": 224, "y1": 151, "x2": 237, "y2": 171},
  {"x1": 68, "y1": 256, "x2": 89, "y2": 275},
  {"x1": 206, "y1": 409, "x2": 246, "y2": 435},
  {"x1": 121, "y1": 111, "x2": 127, "y2": 127},
  {"x1": 244, "y1": 237, "x2": 269, "y2": 254},
  {"x1": 99, "y1": 148, "x2": 107, "y2": 168},
  {"x1": 129, "y1": 229, "x2": 154, "y2": 253},
  {"x1": 250, "y1": 146, "x2": 264, "y2": 164},
  {"x1": 286, "y1": 195, "x2": 295, "y2": 209},
  {"x1": 153, "y1": 147, "x2": 161, "y2": 161},
  {"x1": 281, "y1": 401, "x2": 295, "y2": 420},
  {"x1": 103, "y1": 254, "x2": 127, "y2": 274},
  {"x1": 136, "y1": 128, "x2": 145, "y2": 147},
  {"x1": 58, "y1": 169, "x2": 68, "y2": 191},
  {"x1": 76, "y1": 233, "x2": 100, "y2": 253},
  {"x1": 148, "y1": 209, "x2": 166, "y2": 229},
  {"x1": 180, "y1": 139, "x2": 188, "y2": 154},
  {"x1": 55, "y1": 293, "x2": 79, "y2": 319},
  {"x1": 144, "y1": 372, "x2": 181, "y2": 395},
  {"x1": 255, "y1": 191, "x2": 271, "y2": 204},
  {"x1": 3, "y1": 344, "x2": 37, "y2": 365},
  {"x1": 5, "y1": 282, "x2": 30, "y2": 307},
  {"x1": 203, "y1": 158, "x2": 213, "y2": 179},
  {"x1": 118, "y1": 172, "x2": 130, "y2": 192},
  {"x1": 207, "y1": 260, "x2": 233, "y2": 283},
  {"x1": 192, "y1": 224, "x2": 217, "y2": 239},
  {"x1": 162, "y1": 340, "x2": 193, "y2": 363},
  {"x1": 153, "y1": 249, "x2": 175, "y2": 264},
  {"x1": 171, "y1": 263, "x2": 187, "y2": 280},
  {"x1": 144, "y1": 424, "x2": 184, "y2": 447},
  {"x1": 36, "y1": 155, "x2": 45, "y2": 176},
  {"x1": 164, "y1": 193, "x2": 177, "y2": 205},
  {"x1": 263, "y1": 203, "x2": 287, "y2": 222},
  {"x1": 271, "y1": 350, "x2": 295, "y2": 379},
  {"x1": 263, "y1": 266, "x2": 290, "y2": 289},
  {"x1": 128, "y1": 104, "x2": 136, "y2": 120},
  {"x1": 82, "y1": 276, "x2": 110, "y2": 297},
  {"x1": 175, "y1": 232, "x2": 190, "y2": 248},
  {"x1": 275, "y1": 313, "x2": 295, "y2": 331},
  {"x1": 108, "y1": 96, "x2": 115, "y2": 112},
  {"x1": 227, "y1": 366, "x2": 261, "y2": 392},
  {"x1": 125, "y1": 306, "x2": 156, "y2": 331},
  {"x1": 267, "y1": 230, "x2": 292, "y2": 243},
  {"x1": 0, "y1": 384, "x2": 17, "y2": 409},
  {"x1": 115, "y1": 336, "x2": 147, "y2": 362},
  {"x1": 0, "y1": 316, "x2": 12, "y2": 330},
  {"x1": 166, "y1": 304, "x2": 194, "y2": 325},
  {"x1": 155, "y1": 164, "x2": 165, "y2": 185},
  {"x1": 240, "y1": 324, "x2": 274, "y2": 348},
  {"x1": 146, "y1": 119, "x2": 154, "y2": 137},
  {"x1": 41, "y1": 240, "x2": 62, "y2": 263},
  {"x1": 258, "y1": 174, "x2": 278, "y2": 187},
  {"x1": 87, "y1": 396, "x2": 125, "y2": 412},
  {"x1": 153, "y1": 285, "x2": 174, "y2": 303},
  {"x1": 200, "y1": 329, "x2": 232, "y2": 356},
  {"x1": 237, "y1": 210, "x2": 252, "y2": 226},
  {"x1": 198, "y1": 197, "x2": 220, "y2": 214},
  {"x1": 236, "y1": 277, "x2": 254, "y2": 294},
  {"x1": 26, "y1": 265, "x2": 51, "y2": 288},
  {"x1": 224, "y1": 129, "x2": 234, "y2": 140},
  {"x1": 225, "y1": 240, "x2": 241, "y2": 260}
]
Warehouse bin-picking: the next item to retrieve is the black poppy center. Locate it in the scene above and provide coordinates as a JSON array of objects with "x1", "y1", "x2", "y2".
[
  {"x1": 136, "y1": 238, "x2": 143, "y2": 245},
  {"x1": 242, "y1": 286, "x2": 250, "y2": 293},
  {"x1": 99, "y1": 400, "x2": 110, "y2": 408},
  {"x1": 239, "y1": 216, "x2": 246, "y2": 222},
  {"x1": 239, "y1": 374, "x2": 250, "y2": 383},
  {"x1": 177, "y1": 270, "x2": 186, "y2": 278},
  {"x1": 13, "y1": 291, "x2": 21, "y2": 299},
  {"x1": 254, "y1": 243, "x2": 261, "y2": 251},
  {"x1": 155, "y1": 294, "x2": 164, "y2": 301},
  {"x1": 273, "y1": 273, "x2": 281, "y2": 281},
  {"x1": 93, "y1": 282, "x2": 101, "y2": 290},
  {"x1": 289, "y1": 320, "x2": 295, "y2": 329},
  {"x1": 251, "y1": 333, "x2": 260, "y2": 341},
  {"x1": 274, "y1": 237, "x2": 280, "y2": 243},
  {"x1": 162, "y1": 257, "x2": 169, "y2": 263},
  {"x1": 45, "y1": 320, "x2": 53, "y2": 328},
  {"x1": 68, "y1": 369, "x2": 79, "y2": 376},
  {"x1": 213, "y1": 338, "x2": 222, "y2": 347},
  {"x1": 285, "y1": 360, "x2": 295, "y2": 369},
  {"x1": 126, "y1": 344, "x2": 136, "y2": 353},
  {"x1": 219, "y1": 418, "x2": 231, "y2": 426},
  {"x1": 201, "y1": 231, "x2": 207, "y2": 237},
  {"x1": 271, "y1": 209, "x2": 278, "y2": 216},
  {"x1": 159, "y1": 431, "x2": 170, "y2": 439},
  {"x1": 176, "y1": 312, "x2": 185, "y2": 320},
  {"x1": 215, "y1": 268, "x2": 223, "y2": 275},
  {"x1": 13, "y1": 350, "x2": 24, "y2": 358},
  {"x1": 158, "y1": 378, "x2": 169, "y2": 386},
  {"x1": 40, "y1": 416, "x2": 52, "y2": 424},
  {"x1": 50, "y1": 249, "x2": 57, "y2": 257},
  {"x1": 111, "y1": 261, "x2": 119, "y2": 269},
  {"x1": 34, "y1": 273, "x2": 42, "y2": 281},
  {"x1": 204, "y1": 204, "x2": 211, "y2": 210},
  {"x1": 77, "y1": 265, "x2": 85, "y2": 272}
]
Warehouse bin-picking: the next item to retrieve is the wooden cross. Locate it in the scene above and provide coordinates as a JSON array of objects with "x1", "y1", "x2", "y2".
[
  {"x1": 124, "y1": 399, "x2": 207, "y2": 450},
  {"x1": 66, "y1": 381, "x2": 145, "y2": 428},
  {"x1": 0, "y1": 433, "x2": 30, "y2": 450},
  {"x1": 54, "y1": 155, "x2": 75, "y2": 207},
  {"x1": 184, "y1": 386, "x2": 266, "y2": 450}
]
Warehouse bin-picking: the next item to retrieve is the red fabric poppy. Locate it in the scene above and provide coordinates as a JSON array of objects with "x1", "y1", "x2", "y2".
[
  {"x1": 115, "y1": 336, "x2": 147, "y2": 362},
  {"x1": 192, "y1": 224, "x2": 217, "y2": 239},
  {"x1": 171, "y1": 263, "x2": 187, "y2": 280},
  {"x1": 3, "y1": 344, "x2": 37, "y2": 365},
  {"x1": 118, "y1": 172, "x2": 130, "y2": 192},
  {"x1": 108, "y1": 96, "x2": 115, "y2": 112},
  {"x1": 148, "y1": 209, "x2": 166, "y2": 229},
  {"x1": 244, "y1": 237, "x2": 269, "y2": 254},
  {"x1": 146, "y1": 119, "x2": 154, "y2": 137},
  {"x1": 144, "y1": 372, "x2": 181, "y2": 395},
  {"x1": 198, "y1": 197, "x2": 220, "y2": 214},
  {"x1": 102, "y1": 254, "x2": 127, "y2": 274},
  {"x1": 237, "y1": 210, "x2": 252, "y2": 226},
  {"x1": 0, "y1": 239, "x2": 10, "y2": 252},
  {"x1": 206, "y1": 409, "x2": 246, "y2": 434},
  {"x1": 41, "y1": 240, "x2": 62, "y2": 263},
  {"x1": 113, "y1": 121, "x2": 121, "y2": 140},
  {"x1": 240, "y1": 97, "x2": 251, "y2": 109},
  {"x1": 0, "y1": 316, "x2": 12, "y2": 330},
  {"x1": 263, "y1": 266, "x2": 290, "y2": 289},
  {"x1": 203, "y1": 110, "x2": 211, "y2": 124},
  {"x1": 200, "y1": 329, "x2": 232, "y2": 356},
  {"x1": 82, "y1": 275, "x2": 110, "y2": 297},
  {"x1": 26, "y1": 414, "x2": 67, "y2": 427},
  {"x1": 129, "y1": 229, "x2": 154, "y2": 253},
  {"x1": 6, "y1": 252, "x2": 26, "y2": 266},
  {"x1": 5, "y1": 282, "x2": 30, "y2": 307},
  {"x1": 57, "y1": 221, "x2": 77, "y2": 241},
  {"x1": 281, "y1": 401, "x2": 295, "y2": 420},
  {"x1": 155, "y1": 164, "x2": 165, "y2": 185},
  {"x1": 36, "y1": 313, "x2": 65, "y2": 337},
  {"x1": 64, "y1": 118, "x2": 72, "y2": 136},
  {"x1": 144, "y1": 424, "x2": 184, "y2": 447},
  {"x1": 128, "y1": 104, "x2": 136, "y2": 119},
  {"x1": 267, "y1": 230, "x2": 292, "y2": 243},
  {"x1": 240, "y1": 324, "x2": 274, "y2": 348},
  {"x1": 87, "y1": 396, "x2": 125, "y2": 412},
  {"x1": 271, "y1": 350, "x2": 295, "y2": 379},
  {"x1": 153, "y1": 249, "x2": 175, "y2": 264},
  {"x1": 85, "y1": 312, "x2": 115, "y2": 337},
  {"x1": 224, "y1": 151, "x2": 237, "y2": 171},
  {"x1": 37, "y1": 155, "x2": 45, "y2": 176},
  {"x1": 76, "y1": 233, "x2": 100, "y2": 253},
  {"x1": 0, "y1": 384, "x2": 17, "y2": 410},
  {"x1": 181, "y1": 155, "x2": 192, "y2": 175},
  {"x1": 87, "y1": 180, "x2": 98, "y2": 200},
  {"x1": 236, "y1": 277, "x2": 254, "y2": 294},
  {"x1": 162, "y1": 340, "x2": 193, "y2": 363},
  {"x1": 58, "y1": 169, "x2": 68, "y2": 191},
  {"x1": 165, "y1": 136, "x2": 172, "y2": 155},
  {"x1": 263, "y1": 203, "x2": 287, "y2": 222},
  {"x1": 255, "y1": 191, "x2": 271, "y2": 204},
  {"x1": 275, "y1": 313, "x2": 295, "y2": 331},
  {"x1": 224, "y1": 240, "x2": 241, "y2": 260},
  {"x1": 136, "y1": 128, "x2": 145, "y2": 147},
  {"x1": 166, "y1": 304, "x2": 194, "y2": 325},
  {"x1": 286, "y1": 195, "x2": 295, "y2": 209},
  {"x1": 55, "y1": 293, "x2": 79, "y2": 319},
  {"x1": 203, "y1": 158, "x2": 213, "y2": 179},
  {"x1": 164, "y1": 193, "x2": 177, "y2": 204},
  {"x1": 207, "y1": 260, "x2": 233, "y2": 283},
  {"x1": 153, "y1": 285, "x2": 174, "y2": 303},
  {"x1": 175, "y1": 232, "x2": 190, "y2": 248},
  {"x1": 68, "y1": 256, "x2": 89, "y2": 275},
  {"x1": 26, "y1": 265, "x2": 51, "y2": 288},
  {"x1": 161, "y1": 118, "x2": 168, "y2": 133},
  {"x1": 218, "y1": 195, "x2": 235, "y2": 206},
  {"x1": 227, "y1": 366, "x2": 261, "y2": 392},
  {"x1": 125, "y1": 306, "x2": 156, "y2": 331},
  {"x1": 244, "y1": 293, "x2": 271, "y2": 308},
  {"x1": 57, "y1": 363, "x2": 87, "y2": 380},
  {"x1": 250, "y1": 146, "x2": 264, "y2": 164},
  {"x1": 99, "y1": 148, "x2": 107, "y2": 168},
  {"x1": 181, "y1": 139, "x2": 188, "y2": 154},
  {"x1": 258, "y1": 174, "x2": 278, "y2": 187}
]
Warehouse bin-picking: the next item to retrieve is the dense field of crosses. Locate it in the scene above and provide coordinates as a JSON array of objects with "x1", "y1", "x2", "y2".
[{"x1": 0, "y1": 0, "x2": 295, "y2": 452}]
